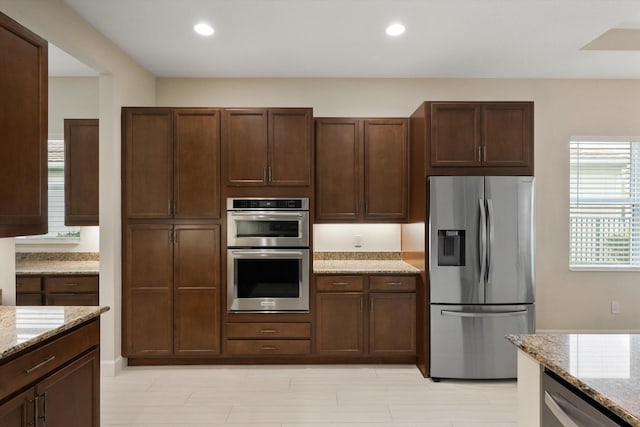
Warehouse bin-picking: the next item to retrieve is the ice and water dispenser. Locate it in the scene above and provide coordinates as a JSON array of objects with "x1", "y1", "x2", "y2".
[{"x1": 437, "y1": 230, "x2": 465, "y2": 266}]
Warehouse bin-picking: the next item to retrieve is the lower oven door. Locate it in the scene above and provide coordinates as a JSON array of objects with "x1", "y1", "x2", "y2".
[{"x1": 227, "y1": 248, "x2": 310, "y2": 312}]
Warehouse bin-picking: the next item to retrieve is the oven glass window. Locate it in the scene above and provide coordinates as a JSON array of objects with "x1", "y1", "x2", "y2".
[
  {"x1": 236, "y1": 259, "x2": 300, "y2": 298},
  {"x1": 236, "y1": 220, "x2": 299, "y2": 238}
]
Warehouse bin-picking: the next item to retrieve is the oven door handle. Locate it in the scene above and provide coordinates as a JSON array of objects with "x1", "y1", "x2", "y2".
[
  {"x1": 229, "y1": 212, "x2": 304, "y2": 218},
  {"x1": 230, "y1": 251, "x2": 306, "y2": 256}
]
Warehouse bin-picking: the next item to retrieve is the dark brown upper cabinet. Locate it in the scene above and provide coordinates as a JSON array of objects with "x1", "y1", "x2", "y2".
[
  {"x1": 315, "y1": 118, "x2": 408, "y2": 222},
  {"x1": 123, "y1": 108, "x2": 221, "y2": 219},
  {"x1": 65, "y1": 119, "x2": 99, "y2": 226},
  {"x1": 222, "y1": 108, "x2": 313, "y2": 187},
  {"x1": 0, "y1": 12, "x2": 48, "y2": 237},
  {"x1": 417, "y1": 101, "x2": 533, "y2": 176}
]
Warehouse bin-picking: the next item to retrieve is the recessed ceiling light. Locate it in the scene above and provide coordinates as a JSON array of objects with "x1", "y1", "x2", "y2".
[
  {"x1": 385, "y1": 23, "x2": 406, "y2": 36},
  {"x1": 194, "y1": 22, "x2": 214, "y2": 36}
]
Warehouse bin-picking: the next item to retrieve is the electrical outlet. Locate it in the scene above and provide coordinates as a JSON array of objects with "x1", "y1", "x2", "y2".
[
  {"x1": 611, "y1": 301, "x2": 621, "y2": 315},
  {"x1": 354, "y1": 235, "x2": 362, "y2": 248}
]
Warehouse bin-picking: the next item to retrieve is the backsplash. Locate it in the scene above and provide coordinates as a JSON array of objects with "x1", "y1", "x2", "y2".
[
  {"x1": 15, "y1": 252, "x2": 99, "y2": 262},
  {"x1": 314, "y1": 251, "x2": 401, "y2": 260},
  {"x1": 313, "y1": 224, "x2": 401, "y2": 252}
]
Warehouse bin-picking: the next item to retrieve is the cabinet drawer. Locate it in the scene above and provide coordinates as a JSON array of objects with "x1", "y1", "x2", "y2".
[
  {"x1": 226, "y1": 323, "x2": 310, "y2": 339},
  {"x1": 316, "y1": 275, "x2": 364, "y2": 292},
  {"x1": 44, "y1": 276, "x2": 98, "y2": 293},
  {"x1": 45, "y1": 293, "x2": 99, "y2": 306},
  {"x1": 226, "y1": 339, "x2": 311, "y2": 355},
  {"x1": 16, "y1": 276, "x2": 41, "y2": 292},
  {"x1": 0, "y1": 320, "x2": 98, "y2": 402},
  {"x1": 369, "y1": 275, "x2": 416, "y2": 292}
]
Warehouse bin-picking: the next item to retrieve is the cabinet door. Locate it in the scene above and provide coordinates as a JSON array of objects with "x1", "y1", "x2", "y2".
[
  {"x1": 174, "y1": 109, "x2": 221, "y2": 219},
  {"x1": 36, "y1": 350, "x2": 98, "y2": 427},
  {"x1": 174, "y1": 225, "x2": 220, "y2": 356},
  {"x1": 481, "y1": 103, "x2": 533, "y2": 168},
  {"x1": 124, "y1": 224, "x2": 173, "y2": 356},
  {"x1": 64, "y1": 118, "x2": 99, "y2": 225},
  {"x1": 430, "y1": 103, "x2": 481, "y2": 168},
  {"x1": 315, "y1": 119, "x2": 361, "y2": 220},
  {"x1": 124, "y1": 109, "x2": 173, "y2": 218},
  {"x1": 223, "y1": 109, "x2": 268, "y2": 185},
  {"x1": 364, "y1": 119, "x2": 408, "y2": 220},
  {"x1": 0, "y1": 387, "x2": 34, "y2": 426},
  {"x1": 0, "y1": 12, "x2": 48, "y2": 237},
  {"x1": 269, "y1": 109, "x2": 312, "y2": 186},
  {"x1": 369, "y1": 292, "x2": 416, "y2": 356},
  {"x1": 315, "y1": 293, "x2": 365, "y2": 355}
]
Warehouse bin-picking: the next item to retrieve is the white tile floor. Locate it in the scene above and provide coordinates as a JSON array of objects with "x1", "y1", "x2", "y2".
[{"x1": 101, "y1": 365, "x2": 517, "y2": 427}]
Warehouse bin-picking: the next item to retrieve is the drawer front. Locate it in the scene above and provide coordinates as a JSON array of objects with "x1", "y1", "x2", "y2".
[
  {"x1": 44, "y1": 276, "x2": 98, "y2": 293},
  {"x1": 369, "y1": 275, "x2": 416, "y2": 292},
  {"x1": 16, "y1": 293, "x2": 43, "y2": 306},
  {"x1": 45, "y1": 293, "x2": 99, "y2": 306},
  {"x1": 226, "y1": 339, "x2": 311, "y2": 355},
  {"x1": 0, "y1": 320, "x2": 99, "y2": 402},
  {"x1": 16, "y1": 276, "x2": 41, "y2": 292},
  {"x1": 226, "y1": 323, "x2": 311, "y2": 339},
  {"x1": 316, "y1": 275, "x2": 364, "y2": 292}
]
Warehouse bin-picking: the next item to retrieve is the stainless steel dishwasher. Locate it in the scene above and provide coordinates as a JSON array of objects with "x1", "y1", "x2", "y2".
[{"x1": 542, "y1": 370, "x2": 628, "y2": 426}]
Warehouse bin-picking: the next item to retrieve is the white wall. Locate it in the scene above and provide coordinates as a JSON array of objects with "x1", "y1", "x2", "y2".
[
  {"x1": 0, "y1": 0, "x2": 156, "y2": 375},
  {"x1": 157, "y1": 77, "x2": 640, "y2": 332},
  {"x1": 0, "y1": 238, "x2": 16, "y2": 305}
]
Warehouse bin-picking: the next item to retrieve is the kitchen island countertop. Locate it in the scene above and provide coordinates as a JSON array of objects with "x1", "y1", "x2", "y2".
[
  {"x1": 507, "y1": 333, "x2": 640, "y2": 426},
  {"x1": 0, "y1": 305, "x2": 109, "y2": 361}
]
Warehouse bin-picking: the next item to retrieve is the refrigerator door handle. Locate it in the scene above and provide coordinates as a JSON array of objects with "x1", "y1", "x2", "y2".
[
  {"x1": 478, "y1": 198, "x2": 487, "y2": 286},
  {"x1": 441, "y1": 309, "x2": 528, "y2": 318},
  {"x1": 486, "y1": 198, "x2": 495, "y2": 283}
]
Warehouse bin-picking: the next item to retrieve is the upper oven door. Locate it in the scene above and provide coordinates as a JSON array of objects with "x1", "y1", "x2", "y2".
[{"x1": 227, "y1": 211, "x2": 309, "y2": 247}]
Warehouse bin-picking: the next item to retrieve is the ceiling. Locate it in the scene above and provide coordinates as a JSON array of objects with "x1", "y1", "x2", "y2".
[{"x1": 52, "y1": 0, "x2": 640, "y2": 78}]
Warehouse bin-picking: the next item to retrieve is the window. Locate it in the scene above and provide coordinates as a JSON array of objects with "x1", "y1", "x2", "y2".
[
  {"x1": 17, "y1": 138, "x2": 80, "y2": 242},
  {"x1": 570, "y1": 139, "x2": 640, "y2": 269}
]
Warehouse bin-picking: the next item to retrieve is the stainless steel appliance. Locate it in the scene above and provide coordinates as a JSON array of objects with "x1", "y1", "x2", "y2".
[
  {"x1": 227, "y1": 198, "x2": 310, "y2": 313},
  {"x1": 429, "y1": 176, "x2": 535, "y2": 379}
]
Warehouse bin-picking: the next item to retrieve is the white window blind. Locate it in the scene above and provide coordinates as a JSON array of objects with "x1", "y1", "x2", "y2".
[{"x1": 570, "y1": 140, "x2": 640, "y2": 268}]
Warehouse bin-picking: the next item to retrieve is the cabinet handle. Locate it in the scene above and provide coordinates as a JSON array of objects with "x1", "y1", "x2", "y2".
[
  {"x1": 263, "y1": 166, "x2": 268, "y2": 182},
  {"x1": 478, "y1": 146, "x2": 482, "y2": 162},
  {"x1": 331, "y1": 282, "x2": 349, "y2": 286},
  {"x1": 24, "y1": 356, "x2": 55, "y2": 374},
  {"x1": 261, "y1": 346, "x2": 277, "y2": 351},
  {"x1": 385, "y1": 282, "x2": 403, "y2": 286},
  {"x1": 483, "y1": 146, "x2": 487, "y2": 162},
  {"x1": 40, "y1": 391, "x2": 48, "y2": 422},
  {"x1": 25, "y1": 398, "x2": 34, "y2": 427},
  {"x1": 260, "y1": 329, "x2": 276, "y2": 334},
  {"x1": 268, "y1": 166, "x2": 272, "y2": 182},
  {"x1": 33, "y1": 395, "x2": 38, "y2": 427},
  {"x1": 63, "y1": 283, "x2": 79, "y2": 287},
  {"x1": 174, "y1": 229, "x2": 178, "y2": 244}
]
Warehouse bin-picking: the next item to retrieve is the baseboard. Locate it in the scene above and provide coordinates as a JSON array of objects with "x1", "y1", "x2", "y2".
[
  {"x1": 101, "y1": 356, "x2": 127, "y2": 377},
  {"x1": 537, "y1": 328, "x2": 640, "y2": 334}
]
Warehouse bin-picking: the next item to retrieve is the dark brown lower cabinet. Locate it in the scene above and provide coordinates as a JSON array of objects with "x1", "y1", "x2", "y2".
[
  {"x1": 124, "y1": 223, "x2": 220, "y2": 358},
  {"x1": 0, "y1": 319, "x2": 100, "y2": 427},
  {"x1": 16, "y1": 275, "x2": 99, "y2": 306},
  {"x1": 315, "y1": 274, "x2": 417, "y2": 358}
]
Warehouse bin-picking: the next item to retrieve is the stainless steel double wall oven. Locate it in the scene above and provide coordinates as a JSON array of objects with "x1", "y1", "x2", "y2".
[{"x1": 227, "y1": 198, "x2": 310, "y2": 312}]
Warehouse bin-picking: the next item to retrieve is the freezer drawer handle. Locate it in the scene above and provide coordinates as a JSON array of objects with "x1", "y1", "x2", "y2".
[
  {"x1": 544, "y1": 391, "x2": 586, "y2": 427},
  {"x1": 441, "y1": 309, "x2": 528, "y2": 318}
]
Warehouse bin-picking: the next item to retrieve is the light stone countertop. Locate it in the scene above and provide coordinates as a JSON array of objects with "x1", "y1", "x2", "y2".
[
  {"x1": 507, "y1": 333, "x2": 640, "y2": 426},
  {"x1": 0, "y1": 305, "x2": 109, "y2": 361},
  {"x1": 313, "y1": 259, "x2": 420, "y2": 275},
  {"x1": 15, "y1": 252, "x2": 99, "y2": 275},
  {"x1": 16, "y1": 260, "x2": 100, "y2": 275}
]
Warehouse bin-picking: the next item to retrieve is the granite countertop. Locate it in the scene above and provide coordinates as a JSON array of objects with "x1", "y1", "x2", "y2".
[
  {"x1": 313, "y1": 260, "x2": 421, "y2": 274},
  {"x1": 15, "y1": 252, "x2": 99, "y2": 275},
  {"x1": 0, "y1": 305, "x2": 109, "y2": 362},
  {"x1": 507, "y1": 333, "x2": 640, "y2": 426}
]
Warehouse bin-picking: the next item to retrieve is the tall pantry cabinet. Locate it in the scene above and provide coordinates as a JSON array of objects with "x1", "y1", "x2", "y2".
[{"x1": 122, "y1": 108, "x2": 221, "y2": 359}]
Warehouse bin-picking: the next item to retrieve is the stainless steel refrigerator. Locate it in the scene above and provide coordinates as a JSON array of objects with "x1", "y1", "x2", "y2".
[{"x1": 429, "y1": 176, "x2": 535, "y2": 380}]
